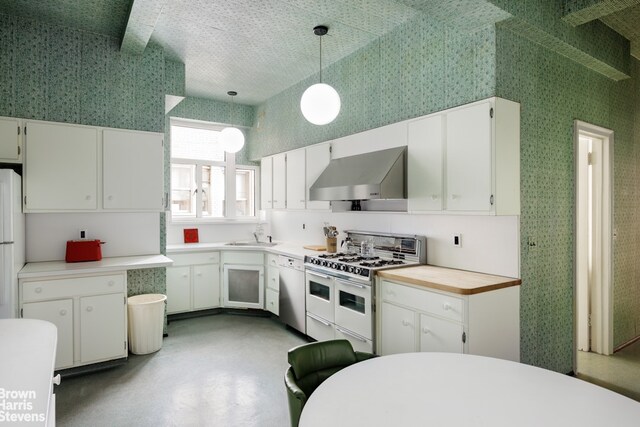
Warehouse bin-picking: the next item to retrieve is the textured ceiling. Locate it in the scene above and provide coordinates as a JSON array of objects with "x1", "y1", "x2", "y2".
[{"x1": 1, "y1": 0, "x2": 639, "y2": 105}]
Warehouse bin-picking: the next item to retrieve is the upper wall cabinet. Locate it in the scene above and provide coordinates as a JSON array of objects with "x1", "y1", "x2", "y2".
[
  {"x1": 24, "y1": 121, "x2": 99, "y2": 211},
  {"x1": 23, "y1": 119, "x2": 164, "y2": 213},
  {"x1": 408, "y1": 97, "x2": 520, "y2": 215},
  {"x1": 103, "y1": 129, "x2": 164, "y2": 211},
  {"x1": 0, "y1": 117, "x2": 22, "y2": 163},
  {"x1": 286, "y1": 149, "x2": 306, "y2": 210},
  {"x1": 260, "y1": 156, "x2": 273, "y2": 210},
  {"x1": 272, "y1": 153, "x2": 286, "y2": 209},
  {"x1": 306, "y1": 144, "x2": 330, "y2": 211}
]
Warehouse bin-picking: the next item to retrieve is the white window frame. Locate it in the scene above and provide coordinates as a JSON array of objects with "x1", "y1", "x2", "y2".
[{"x1": 169, "y1": 117, "x2": 259, "y2": 224}]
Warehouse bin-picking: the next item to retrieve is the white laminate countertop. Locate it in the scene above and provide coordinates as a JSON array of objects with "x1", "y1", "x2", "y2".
[
  {"x1": 0, "y1": 319, "x2": 57, "y2": 426},
  {"x1": 166, "y1": 242, "x2": 324, "y2": 260},
  {"x1": 18, "y1": 254, "x2": 174, "y2": 279}
]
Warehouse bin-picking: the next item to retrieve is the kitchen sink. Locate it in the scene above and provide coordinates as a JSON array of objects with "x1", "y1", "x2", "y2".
[{"x1": 225, "y1": 242, "x2": 278, "y2": 247}]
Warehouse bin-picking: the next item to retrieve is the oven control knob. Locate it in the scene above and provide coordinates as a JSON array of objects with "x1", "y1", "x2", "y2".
[
  {"x1": 347, "y1": 266, "x2": 355, "y2": 274},
  {"x1": 330, "y1": 262, "x2": 338, "y2": 269},
  {"x1": 353, "y1": 267, "x2": 361, "y2": 275},
  {"x1": 339, "y1": 264, "x2": 347, "y2": 271}
]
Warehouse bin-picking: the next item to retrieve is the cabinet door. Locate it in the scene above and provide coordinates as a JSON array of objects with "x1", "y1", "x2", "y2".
[
  {"x1": 419, "y1": 313, "x2": 464, "y2": 354},
  {"x1": 286, "y1": 149, "x2": 306, "y2": 210},
  {"x1": 260, "y1": 156, "x2": 273, "y2": 210},
  {"x1": 103, "y1": 129, "x2": 164, "y2": 211},
  {"x1": 445, "y1": 102, "x2": 492, "y2": 211},
  {"x1": 166, "y1": 266, "x2": 191, "y2": 314},
  {"x1": 24, "y1": 121, "x2": 98, "y2": 211},
  {"x1": 193, "y1": 264, "x2": 220, "y2": 310},
  {"x1": 0, "y1": 117, "x2": 21, "y2": 163},
  {"x1": 305, "y1": 144, "x2": 330, "y2": 210},
  {"x1": 407, "y1": 115, "x2": 443, "y2": 211},
  {"x1": 80, "y1": 293, "x2": 126, "y2": 363},
  {"x1": 272, "y1": 153, "x2": 286, "y2": 209},
  {"x1": 23, "y1": 299, "x2": 74, "y2": 369},
  {"x1": 380, "y1": 302, "x2": 416, "y2": 355}
]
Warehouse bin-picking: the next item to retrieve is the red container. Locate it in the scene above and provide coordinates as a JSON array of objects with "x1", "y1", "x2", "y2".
[{"x1": 65, "y1": 240, "x2": 103, "y2": 262}]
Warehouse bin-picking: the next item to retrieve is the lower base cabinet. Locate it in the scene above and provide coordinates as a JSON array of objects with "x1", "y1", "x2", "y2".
[
  {"x1": 377, "y1": 278, "x2": 519, "y2": 361},
  {"x1": 20, "y1": 273, "x2": 128, "y2": 370},
  {"x1": 166, "y1": 252, "x2": 221, "y2": 314}
]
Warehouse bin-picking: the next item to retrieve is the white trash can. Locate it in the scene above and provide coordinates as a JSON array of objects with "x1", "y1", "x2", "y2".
[{"x1": 127, "y1": 294, "x2": 167, "y2": 355}]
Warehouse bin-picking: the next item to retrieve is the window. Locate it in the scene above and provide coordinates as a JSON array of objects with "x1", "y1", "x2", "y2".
[{"x1": 170, "y1": 118, "x2": 257, "y2": 221}]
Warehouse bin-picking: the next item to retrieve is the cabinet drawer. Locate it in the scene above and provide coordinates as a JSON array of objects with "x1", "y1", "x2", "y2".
[
  {"x1": 222, "y1": 251, "x2": 263, "y2": 265},
  {"x1": 169, "y1": 252, "x2": 219, "y2": 266},
  {"x1": 306, "y1": 313, "x2": 335, "y2": 342},
  {"x1": 266, "y1": 253, "x2": 278, "y2": 267},
  {"x1": 267, "y1": 266, "x2": 280, "y2": 291},
  {"x1": 380, "y1": 280, "x2": 463, "y2": 322},
  {"x1": 266, "y1": 288, "x2": 279, "y2": 316},
  {"x1": 22, "y1": 274, "x2": 125, "y2": 302}
]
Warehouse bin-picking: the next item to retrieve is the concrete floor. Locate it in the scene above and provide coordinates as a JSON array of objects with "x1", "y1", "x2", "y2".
[
  {"x1": 577, "y1": 340, "x2": 640, "y2": 402},
  {"x1": 55, "y1": 313, "x2": 307, "y2": 427}
]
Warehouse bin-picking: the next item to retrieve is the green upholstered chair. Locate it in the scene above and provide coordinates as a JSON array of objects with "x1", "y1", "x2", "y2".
[{"x1": 284, "y1": 339, "x2": 376, "y2": 427}]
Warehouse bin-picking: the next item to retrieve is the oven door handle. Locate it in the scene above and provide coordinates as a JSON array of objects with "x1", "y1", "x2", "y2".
[
  {"x1": 336, "y1": 279, "x2": 367, "y2": 289},
  {"x1": 307, "y1": 313, "x2": 331, "y2": 327},
  {"x1": 307, "y1": 271, "x2": 331, "y2": 280},
  {"x1": 336, "y1": 326, "x2": 367, "y2": 342}
]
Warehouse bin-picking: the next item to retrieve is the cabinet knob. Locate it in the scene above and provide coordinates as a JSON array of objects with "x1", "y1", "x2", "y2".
[
  {"x1": 182, "y1": 274, "x2": 188, "y2": 278},
  {"x1": 443, "y1": 303, "x2": 451, "y2": 311},
  {"x1": 422, "y1": 327, "x2": 431, "y2": 335},
  {"x1": 270, "y1": 301, "x2": 274, "y2": 306},
  {"x1": 86, "y1": 306, "x2": 93, "y2": 312},
  {"x1": 35, "y1": 287, "x2": 42, "y2": 294},
  {"x1": 108, "y1": 195, "x2": 113, "y2": 200},
  {"x1": 108, "y1": 280, "x2": 115, "y2": 286},
  {"x1": 401, "y1": 319, "x2": 411, "y2": 327},
  {"x1": 53, "y1": 374, "x2": 61, "y2": 386},
  {"x1": 451, "y1": 194, "x2": 459, "y2": 200},
  {"x1": 59, "y1": 309, "x2": 67, "y2": 316},
  {"x1": 86, "y1": 195, "x2": 92, "y2": 200},
  {"x1": 431, "y1": 194, "x2": 439, "y2": 200}
]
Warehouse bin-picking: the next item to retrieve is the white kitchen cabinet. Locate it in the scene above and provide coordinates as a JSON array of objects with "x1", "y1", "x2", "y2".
[
  {"x1": 272, "y1": 153, "x2": 286, "y2": 209},
  {"x1": 407, "y1": 115, "x2": 443, "y2": 211},
  {"x1": 20, "y1": 273, "x2": 127, "y2": 370},
  {"x1": 222, "y1": 251, "x2": 264, "y2": 309},
  {"x1": 0, "y1": 116, "x2": 22, "y2": 163},
  {"x1": 260, "y1": 156, "x2": 273, "y2": 210},
  {"x1": 166, "y1": 252, "x2": 220, "y2": 314},
  {"x1": 286, "y1": 149, "x2": 306, "y2": 210},
  {"x1": 305, "y1": 143, "x2": 331, "y2": 210},
  {"x1": 22, "y1": 299, "x2": 74, "y2": 369},
  {"x1": 80, "y1": 293, "x2": 126, "y2": 363},
  {"x1": 265, "y1": 254, "x2": 279, "y2": 315},
  {"x1": 377, "y1": 277, "x2": 519, "y2": 361},
  {"x1": 24, "y1": 120, "x2": 98, "y2": 211},
  {"x1": 407, "y1": 97, "x2": 520, "y2": 215},
  {"x1": 103, "y1": 128, "x2": 164, "y2": 211}
]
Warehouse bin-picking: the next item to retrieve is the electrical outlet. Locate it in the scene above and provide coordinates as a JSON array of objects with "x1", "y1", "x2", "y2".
[
  {"x1": 453, "y1": 234, "x2": 461, "y2": 247},
  {"x1": 79, "y1": 229, "x2": 87, "y2": 239},
  {"x1": 302, "y1": 223, "x2": 306, "y2": 230}
]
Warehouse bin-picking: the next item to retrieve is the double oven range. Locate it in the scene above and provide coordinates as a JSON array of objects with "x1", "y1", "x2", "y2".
[{"x1": 304, "y1": 231, "x2": 426, "y2": 353}]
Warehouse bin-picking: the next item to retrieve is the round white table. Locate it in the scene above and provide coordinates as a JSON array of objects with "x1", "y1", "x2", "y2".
[{"x1": 299, "y1": 352, "x2": 640, "y2": 427}]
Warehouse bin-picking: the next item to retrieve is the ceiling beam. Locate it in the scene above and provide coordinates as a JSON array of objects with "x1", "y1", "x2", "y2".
[
  {"x1": 562, "y1": 0, "x2": 640, "y2": 26},
  {"x1": 121, "y1": 0, "x2": 169, "y2": 54}
]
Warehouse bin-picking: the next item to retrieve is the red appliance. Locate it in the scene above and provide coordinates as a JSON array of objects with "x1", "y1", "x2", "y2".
[{"x1": 65, "y1": 240, "x2": 103, "y2": 262}]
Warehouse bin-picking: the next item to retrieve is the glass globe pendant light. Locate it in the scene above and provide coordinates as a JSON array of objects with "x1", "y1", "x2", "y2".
[
  {"x1": 220, "y1": 91, "x2": 245, "y2": 153},
  {"x1": 300, "y1": 25, "x2": 341, "y2": 125}
]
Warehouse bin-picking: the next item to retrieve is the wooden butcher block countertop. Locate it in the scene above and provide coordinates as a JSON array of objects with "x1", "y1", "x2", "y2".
[{"x1": 377, "y1": 265, "x2": 521, "y2": 295}]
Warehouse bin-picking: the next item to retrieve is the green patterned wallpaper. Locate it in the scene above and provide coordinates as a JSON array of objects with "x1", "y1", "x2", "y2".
[{"x1": 248, "y1": 13, "x2": 496, "y2": 160}]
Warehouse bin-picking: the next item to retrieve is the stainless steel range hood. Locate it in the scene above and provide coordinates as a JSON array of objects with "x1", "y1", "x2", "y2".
[{"x1": 309, "y1": 146, "x2": 406, "y2": 201}]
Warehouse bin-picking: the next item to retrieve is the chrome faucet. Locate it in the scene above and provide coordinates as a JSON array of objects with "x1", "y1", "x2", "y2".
[{"x1": 253, "y1": 232, "x2": 260, "y2": 243}]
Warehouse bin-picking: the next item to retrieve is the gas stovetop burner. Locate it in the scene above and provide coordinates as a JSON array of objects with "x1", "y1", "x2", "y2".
[
  {"x1": 337, "y1": 255, "x2": 379, "y2": 263},
  {"x1": 360, "y1": 259, "x2": 406, "y2": 268},
  {"x1": 318, "y1": 252, "x2": 358, "y2": 259}
]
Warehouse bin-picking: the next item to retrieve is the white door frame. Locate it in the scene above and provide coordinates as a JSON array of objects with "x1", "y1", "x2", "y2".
[{"x1": 574, "y1": 120, "x2": 614, "y2": 365}]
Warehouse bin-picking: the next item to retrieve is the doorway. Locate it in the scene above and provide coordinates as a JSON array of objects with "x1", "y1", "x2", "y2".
[{"x1": 574, "y1": 120, "x2": 613, "y2": 366}]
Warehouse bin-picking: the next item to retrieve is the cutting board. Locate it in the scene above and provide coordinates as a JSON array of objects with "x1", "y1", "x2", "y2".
[{"x1": 303, "y1": 245, "x2": 326, "y2": 251}]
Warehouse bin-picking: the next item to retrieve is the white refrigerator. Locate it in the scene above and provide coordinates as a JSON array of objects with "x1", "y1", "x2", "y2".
[{"x1": 0, "y1": 169, "x2": 25, "y2": 319}]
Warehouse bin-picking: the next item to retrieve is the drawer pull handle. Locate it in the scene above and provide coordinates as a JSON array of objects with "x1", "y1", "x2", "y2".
[
  {"x1": 59, "y1": 309, "x2": 67, "y2": 316},
  {"x1": 422, "y1": 327, "x2": 431, "y2": 335},
  {"x1": 86, "y1": 306, "x2": 93, "y2": 312},
  {"x1": 35, "y1": 287, "x2": 42, "y2": 294}
]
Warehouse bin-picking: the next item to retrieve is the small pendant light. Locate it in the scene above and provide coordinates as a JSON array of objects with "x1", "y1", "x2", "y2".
[
  {"x1": 300, "y1": 25, "x2": 341, "y2": 125},
  {"x1": 220, "y1": 91, "x2": 245, "y2": 153}
]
